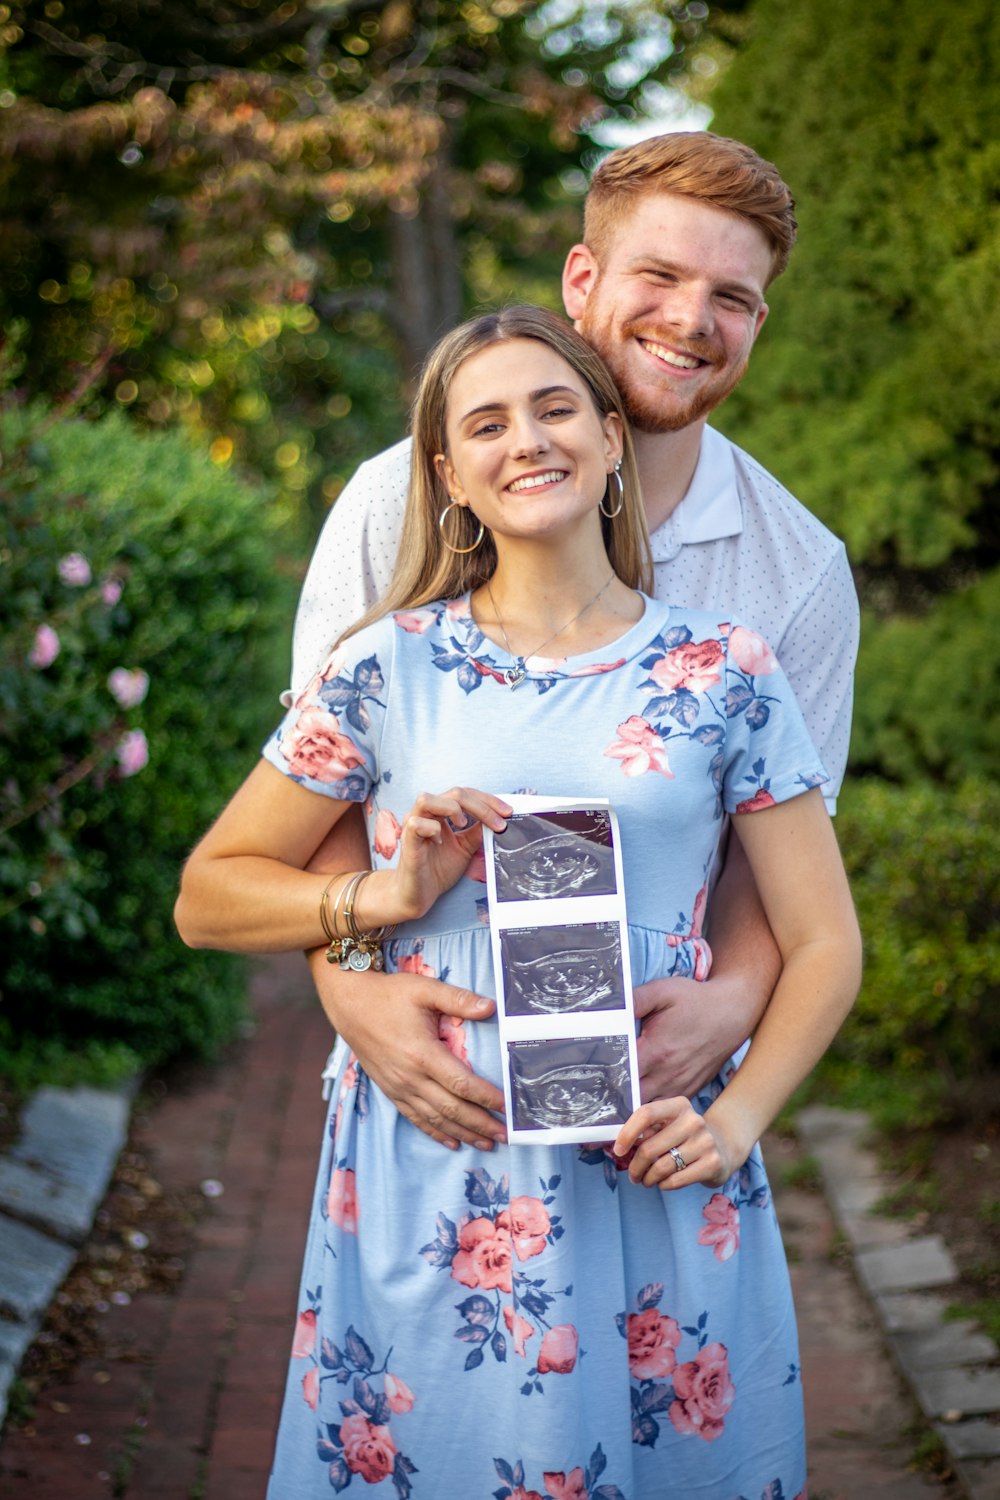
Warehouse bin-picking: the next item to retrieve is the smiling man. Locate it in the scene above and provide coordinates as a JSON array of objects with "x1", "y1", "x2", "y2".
[{"x1": 286, "y1": 131, "x2": 859, "y2": 1149}]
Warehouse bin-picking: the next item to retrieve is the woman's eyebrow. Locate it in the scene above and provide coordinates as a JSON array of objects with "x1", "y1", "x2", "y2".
[{"x1": 459, "y1": 385, "x2": 579, "y2": 422}]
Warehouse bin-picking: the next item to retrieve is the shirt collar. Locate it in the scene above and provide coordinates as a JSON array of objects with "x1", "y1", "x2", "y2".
[{"x1": 648, "y1": 425, "x2": 744, "y2": 562}]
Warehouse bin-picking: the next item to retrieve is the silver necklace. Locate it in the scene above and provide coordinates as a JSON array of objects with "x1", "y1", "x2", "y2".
[{"x1": 485, "y1": 572, "x2": 616, "y2": 689}]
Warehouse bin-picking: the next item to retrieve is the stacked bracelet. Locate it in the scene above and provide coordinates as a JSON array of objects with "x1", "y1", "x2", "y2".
[{"x1": 318, "y1": 870, "x2": 396, "y2": 972}]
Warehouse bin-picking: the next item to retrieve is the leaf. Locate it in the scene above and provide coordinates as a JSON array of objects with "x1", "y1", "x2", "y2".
[
  {"x1": 547, "y1": 1174, "x2": 561, "y2": 1191},
  {"x1": 436, "y1": 1212, "x2": 458, "y2": 1248},
  {"x1": 753, "y1": 757, "x2": 767, "y2": 777},
  {"x1": 317, "y1": 1438, "x2": 342, "y2": 1462},
  {"x1": 317, "y1": 681, "x2": 357, "y2": 708},
  {"x1": 321, "y1": 1338, "x2": 343, "y2": 1370},
  {"x1": 464, "y1": 1346, "x2": 485, "y2": 1371},
  {"x1": 639, "y1": 1382, "x2": 673, "y2": 1415},
  {"x1": 589, "y1": 1442, "x2": 607, "y2": 1480},
  {"x1": 637, "y1": 1281, "x2": 664, "y2": 1310},
  {"x1": 691, "y1": 723, "x2": 725, "y2": 745},
  {"x1": 353, "y1": 655, "x2": 383, "y2": 693},
  {"x1": 456, "y1": 660, "x2": 483, "y2": 694},
  {"x1": 632, "y1": 1412, "x2": 660, "y2": 1447},
  {"x1": 663, "y1": 625, "x2": 693, "y2": 648},
  {"x1": 454, "y1": 1324, "x2": 490, "y2": 1344},
  {"x1": 493, "y1": 1458, "x2": 515, "y2": 1486},
  {"x1": 614, "y1": 1311, "x2": 627, "y2": 1338},
  {"x1": 465, "y1": 1167, "x2": 497, "y2": 1208},
  {"x1": 594, "y1": 1487, "x2": 628, "y2": 1500},
  {"x1": 431, "y1": 650, "x2": 467, "y2": 671},
  {"x1": 344, "y1": 1325, "x2": 374, "y2": 1371},
  {"x1": 669, "y1": 687, "x2": 701, "y2": 727},
  {"x1": 724, "y1": 683, "x2": 754, "y2": 717},
  {"x1": 513, "y1": 1461, "x2": 525, "y2": 1489},
  {"x1": 745, "y1": 698, "x2": 770, "y2": 730},
  {"x1": 345, "y1": 696, "x2": 371, "y2": 734},
  {"x1": 354, "y1": 1376, "x2": 378, "y2": 1415},
  {"x1": 328, "y1": 1454, "x2": 352, "y2": 1492},
  {"x1": 642, "y1": 692, "x2": 679, "y2": 719},
  {"x1": 491, "y1": 1329, "x2": 507, "y2": 1362},
  {"x1": 420, "y1": 1242, "x2": 455, "y2": 1269},
  {"x1": 455, "y1": 1294, "x2": 493, "y2": 1326}
]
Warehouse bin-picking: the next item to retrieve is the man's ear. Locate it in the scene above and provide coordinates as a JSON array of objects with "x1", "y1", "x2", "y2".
[
  {"x1": 562, "y1": 243, "x2": 600, "y2": 323},
  {"x1": 753, "y1": 302, "x2": 769, "y2": 341}
]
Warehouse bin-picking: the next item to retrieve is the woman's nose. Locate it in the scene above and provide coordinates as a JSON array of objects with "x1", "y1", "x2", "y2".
[{"x1": 510, "y1": 415, "x2": 549, "y2": 458}]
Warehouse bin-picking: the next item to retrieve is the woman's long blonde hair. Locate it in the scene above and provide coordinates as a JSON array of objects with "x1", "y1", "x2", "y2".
[{"x1": 342, "y1": 305, "x2": 653, "y2": 640}]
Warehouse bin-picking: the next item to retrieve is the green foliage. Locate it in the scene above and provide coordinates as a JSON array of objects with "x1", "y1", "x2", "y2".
[
  {"x1": 0, "y1": 398, "x2": 292, "y2": 1084},
  {"x1": 822, "y1": 778, "x2": 1000, "y2": 1125}
]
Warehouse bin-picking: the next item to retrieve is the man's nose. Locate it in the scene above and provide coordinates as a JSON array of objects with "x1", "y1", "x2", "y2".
[{"x1": 663, "y1": 283, "x2": 714, "y2": 340}]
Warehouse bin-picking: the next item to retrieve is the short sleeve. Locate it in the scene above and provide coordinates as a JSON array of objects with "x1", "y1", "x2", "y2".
[
  {"x1": 721, "y1": 623, "x2": 830, "y2": 816},
  {"x1": 263, "y1": 616, "x2": 395, "y2": 801}
]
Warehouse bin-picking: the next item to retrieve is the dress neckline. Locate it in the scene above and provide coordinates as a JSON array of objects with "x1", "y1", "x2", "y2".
[{"x1": 460, "y1": 591, "x2": 667, "y2": 676}]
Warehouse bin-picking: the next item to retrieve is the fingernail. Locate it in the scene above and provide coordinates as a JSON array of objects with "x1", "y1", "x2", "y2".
[{"x1": 475, "y1": 1138, "x2": 494, "y2": 1151}]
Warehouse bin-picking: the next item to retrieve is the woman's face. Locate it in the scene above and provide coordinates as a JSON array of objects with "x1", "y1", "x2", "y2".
[{"x1": 437, "y1": 338, "x2": 622, "y2": 549}]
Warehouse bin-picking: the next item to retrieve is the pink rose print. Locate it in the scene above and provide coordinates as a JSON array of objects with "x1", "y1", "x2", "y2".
[
  {"x1": 338, "y1": 1412, "x2": 397, "y2": 1484},
  {"x1": 394, "y1": 607, "x2": 438, "y2": 634},
  {"x1": 302, "y1": 1365, "x2": 319, "y2": 1408},
  {"x1": 537, "y1": 1323, "x2": 578, "y2": 1375},
  {"x1": 445, "y1": 597, "x2": 471, "y2": 621},
  {"x1": 604, "y1": 715, "x2": 673, "y2": 778},
  {"x1": 543, "y1": 1468, "x2": 588, "y2": 1500},
  {"x1": 735, "y1": 788, "x2": 776, "y2": 814},
  {"x1": 292, "y1": 1307, "x2": 317, "y2": 1357},
  {"x1": 729, "y1": 625, "x2": 778, "y2": 677},
  {"x1": 451, "y1": 1212, "x2": 514, "y2": 1294},
  {"x1": 116, "y1": 729, "x2": 149, "y2": 777},
  {"x1": 57, "y1": 551, "x2": 92, "y2": 587},
  {"x1": 384, "y1": 1371, "x2": 415, "y2": 1414},
  {"x1": 438, "y1": 1013, "x2": 469, "y2": 1066},
  {"x1": 503, "y1": 1304, "x2": 535, "y2": 1358},
  {"x1": 327, "y1": 1166, "x2": 359, "y2": 1233},
  {"x1": 669, "y1": 1341, "x2": 736, "y2": 1442},
  {"x1": 626, "y1": 1307, "x2": 682, "y2": 1380},
  {"x1": 398, "y1": 952, "x2": 436, "y2": 978},
  {"x1": 698, "y1": 1194, "x2": 740, "y2": 1263},
  {"x1": 280, "y1": 706, "x2": 365, "y2": 783},
  {"x1": 510, "y1": 1489, "x2": 544, "y2": 1500},
  {"x1": 29, "y1": 623, "x2": 60, "y2": 669},
  {"x1": 508, "y1": 1196, "x2": 551, "y2": 1263},
  {"x1": 374, "y1": 807, "x2": 402, "y2": 859},
  {"x1": 650, "y1": 638, "x2": 724, "y2": 694},
  {"x1": 567, "y1": 658, "x2": 627, "y2": 677}
]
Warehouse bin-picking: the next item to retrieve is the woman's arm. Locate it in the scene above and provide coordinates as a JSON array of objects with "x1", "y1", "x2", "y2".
[
  {"x1": 174, "y1": 760, "x2": 510, "y2": 954},
  {"x1": 615, "y1": 788, "x2": 861, "y2": 1187}
]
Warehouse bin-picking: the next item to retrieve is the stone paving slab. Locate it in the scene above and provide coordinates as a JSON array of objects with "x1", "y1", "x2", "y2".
[
  {"x1": 891, "y1": 1322, "x2": 998, "y2": 1371},
  {"x1": 912, "y1": 1367, "x2": 1000, "y2": 1422},
  {"x1": 0, "y1": 1216, "x2": 76, "y2": 1325},
  {"x1": 936, "y1": 1421, "x2": 1000, "y2": 1461},
  {"x1": 857, "y1": 1235, "x2": 958, "y2": 1296},
  {"x1": 0, "y1": 1156, "x2": 96, "y2": 1245}
]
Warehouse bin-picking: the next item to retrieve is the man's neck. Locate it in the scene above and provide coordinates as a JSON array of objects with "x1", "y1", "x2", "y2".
[{"x1": 633, "y1": 419, "x2": 707, "y2": 535}]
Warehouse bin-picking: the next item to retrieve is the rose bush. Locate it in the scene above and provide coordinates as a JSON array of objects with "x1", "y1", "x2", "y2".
[{"x1": 0, "y1": 399, "x2": 289, "y2": 1085}]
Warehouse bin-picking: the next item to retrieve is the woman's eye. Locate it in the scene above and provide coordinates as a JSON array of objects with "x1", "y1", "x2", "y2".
[
  {"x1": 472, "y1": 421, "x2": 504, "y2": 437},
  {"x1": 542, "y1": 405, "x2": 574, "y2": 420}
]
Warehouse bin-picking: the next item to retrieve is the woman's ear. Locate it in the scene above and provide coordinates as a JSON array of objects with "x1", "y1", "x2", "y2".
[
  {"x1": 435, "y1": 451, "x2": 467, "y2": 505},
  {"x1": 602, "y1": 411, "x2": 624, "y2": 469}
]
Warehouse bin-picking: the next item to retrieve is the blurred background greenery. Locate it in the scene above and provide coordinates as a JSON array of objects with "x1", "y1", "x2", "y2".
[{"x1": 0, "y1": 0, "x2": 997, "y2": 1126}]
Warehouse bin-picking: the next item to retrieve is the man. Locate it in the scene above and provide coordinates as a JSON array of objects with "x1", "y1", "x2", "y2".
[{"x1": 286, "y1": 131, "x2": 859, "y2": 1152}]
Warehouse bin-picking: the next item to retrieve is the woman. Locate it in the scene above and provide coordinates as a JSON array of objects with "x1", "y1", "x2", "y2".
[{"x1": 176, "y1": 306, "x2": 861, "y2": 1499}]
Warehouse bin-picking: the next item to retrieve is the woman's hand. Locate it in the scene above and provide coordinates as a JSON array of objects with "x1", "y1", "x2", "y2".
[
  {"x1": 381, "y1": 787, "x2": 512, "y2": 924},
  {"x1": 612, "y1": 1097, "x2": 741, "y2": 1191}
]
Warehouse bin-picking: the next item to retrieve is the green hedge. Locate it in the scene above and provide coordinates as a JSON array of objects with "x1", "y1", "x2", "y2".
[
  {"x1": 0, "y1": 401, "x2": 292, "y2": 1085},
  {"x1": 826, "y1": 777, "x2": 1000, "y2": 1124}
]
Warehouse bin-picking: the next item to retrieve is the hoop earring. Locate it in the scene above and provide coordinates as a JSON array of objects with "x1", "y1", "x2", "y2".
[
  {"x1": 439, "y1": 499, "x2": 485, "y2": 554},
  {"x1": 599, "y1": 463, "x2": 624, "y2": 520}
]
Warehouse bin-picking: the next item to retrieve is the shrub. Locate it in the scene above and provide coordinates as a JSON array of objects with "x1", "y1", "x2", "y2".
[
  {"x1": 826, "y1": 778, "x2": 1000, "y2": 1124},
  {"x1": 0, "y1": 399, "x2": 293, "y2": 1085}
]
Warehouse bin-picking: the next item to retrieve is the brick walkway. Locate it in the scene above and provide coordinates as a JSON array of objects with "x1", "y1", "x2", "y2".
[{"x1": 0, "y1": 954, "x2": 958, "y2": 1499}]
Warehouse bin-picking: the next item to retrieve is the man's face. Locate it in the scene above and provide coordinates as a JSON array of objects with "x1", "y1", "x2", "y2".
[{"x1": 563, "y1": 192, "x2": 772, "y2": 434}]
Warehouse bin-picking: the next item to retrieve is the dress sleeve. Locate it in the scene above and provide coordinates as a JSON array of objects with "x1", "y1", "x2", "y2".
[
  {"x1": 720, "y1": 623, "x2": 830, "y2": 816},
  {"x1": 264, "y1": 617, "x2": 394, "y2": 801},
  {"x1": 284, "y1": 439, "x2": 412, "y2": 706}
]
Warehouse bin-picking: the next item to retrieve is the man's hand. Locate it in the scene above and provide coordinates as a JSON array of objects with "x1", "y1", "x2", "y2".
[
  {"x1": 310, "y1": 949, "x2": 507, "y2": 1150},
  {"x1": 634, "y1": 973, "x2": 764, "y2": 1102}
]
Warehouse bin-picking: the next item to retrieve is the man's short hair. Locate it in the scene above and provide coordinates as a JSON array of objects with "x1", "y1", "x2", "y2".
[{"x1": 584, "y1": 130, "x2": 797, "y2": 285}]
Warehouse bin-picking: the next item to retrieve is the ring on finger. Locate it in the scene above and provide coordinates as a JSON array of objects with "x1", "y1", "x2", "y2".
[{"x1": 669, "y1": 1146, "x2": 686, "y2": 1173}]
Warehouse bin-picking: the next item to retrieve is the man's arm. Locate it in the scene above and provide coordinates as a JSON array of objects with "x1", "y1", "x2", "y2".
[{"x1": 304, "y1": 807, "x2": 507, "y2": 1151}]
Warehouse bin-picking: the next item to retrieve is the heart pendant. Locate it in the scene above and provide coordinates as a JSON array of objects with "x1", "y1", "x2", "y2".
[{"x1": 503, "y1": 665, "x2": 526, "y2": 689}]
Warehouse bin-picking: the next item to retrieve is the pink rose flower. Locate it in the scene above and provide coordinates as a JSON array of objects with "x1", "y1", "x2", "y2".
[
  {"x1": 438, "y1": 1013, "x2": 469, "y2": 1067},
  {"x1": 729, "y1": 625, "x2": 778, "y2": 677},
  {"x1": 338, "y1": 1412, "x2": 397, "y2": 1484},
  {"x1": 280, "y1": 706, "x2": 365, "y2": 783},
  {"x1": 116, "y1": 729, "x2": 149, "y2": 777},
  {"x1": 508, "y1": 1196, "x2": 551, "y2": 1263},
  {"x1": 451, "y1": 1212, "x2": 513, "y2": 1293},
  {"x1": 604, "y1": 715, "x2": 673, "y2": 778},
  {"x1": 327, "y1": 1166, "x2": 358, "y2": 1233},
  {"x1": 669, "y1": 1341, "x2": 735, "y2": 1442},
  {"x1": 502, "y1": 1304, "x2": 535, "y2": 1358},
  {"x1": 302, "y1": 1366, "x2": 319, "y2": 1408},
  {"x1": 650, "y1": 638, "x2": 724, "y2": 694},
  {"x1": 445, "y1": 597, "x2": 471, "y2": 621},
  {"x1": 543, "y1": 1468, "x2": 588, "y2": 1500},
  {"x1": 100, "y1": 576, "x2": 123, "y2": 607},
  {"x1": 374, "y1": 807, "x2": 402, "y2": 860},
  {"x1": 735, "y1": 788, "x2": 776, "y2": 814},
  {"x1": 537, "y1": 1323, "x2": 578, "y2": 1375},
  {"x1": 510, "y1": 1489, "x2": 544, "y2": 1500},
  {"x1": 384, "y1": 1371, "x2": 415, "y2": 1414},
  {"x1": 394, "y1": 607, "x2": 437, "y2": 634},
  {"x1": 626, "y1": 1307, "x2": 682, "y2": 1380},
  {"x1": 567, "y1": 658, "x2": 626, "y2": 677},
  {"x1": 57, "y1": 551, "x2": 92, "y2": 587},
  {"x1": 107, "y1": 667, "x2": 150, "y2": 708},
  {"x1": 690, "y1": 884, "x2": 708, "y2": 937},
  {"x1": 29, "y1": 623, "x2": 60, "y2": 669},
  {"x1": 291, "y1": 1307, "x2": 317, "y2": 1357},
  {"x1": 698, "y1": 1194, "x2": 740, "y2": 1263}
]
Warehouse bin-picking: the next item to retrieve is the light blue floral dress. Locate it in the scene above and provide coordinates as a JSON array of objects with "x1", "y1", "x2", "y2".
[{"x1": 262, "y1": 594, "x2": 829, "y2": 1500}]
